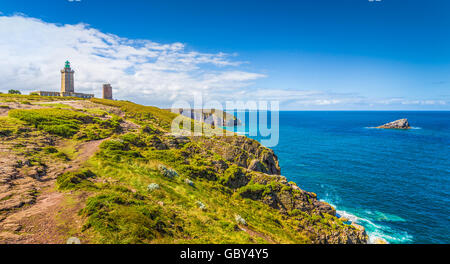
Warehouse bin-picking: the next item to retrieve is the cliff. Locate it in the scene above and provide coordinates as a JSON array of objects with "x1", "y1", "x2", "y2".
[
  {"x1": 0, "y1": 94, "x2": 367, "y2": 244},
  {"x1": 171, "y1": 108, "x2": 241, "y2": 127}
]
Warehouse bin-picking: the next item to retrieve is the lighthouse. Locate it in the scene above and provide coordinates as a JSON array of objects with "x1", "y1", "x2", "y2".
[{"x1": 61, "y1": 61, "x2": 75, "y2": 94}]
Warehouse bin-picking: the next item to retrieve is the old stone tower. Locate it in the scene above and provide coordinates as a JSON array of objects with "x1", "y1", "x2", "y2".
[
  {"x1": 61, "y1": 61, "x2": 75, "y2": 94},
  {"x1": 102, "y1": 84, "x2": 113, "y2": 100}
]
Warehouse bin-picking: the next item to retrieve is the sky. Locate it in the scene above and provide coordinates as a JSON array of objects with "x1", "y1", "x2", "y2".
[{"x1": 0, "y1": 0, "x2": 449, "y2": 110}]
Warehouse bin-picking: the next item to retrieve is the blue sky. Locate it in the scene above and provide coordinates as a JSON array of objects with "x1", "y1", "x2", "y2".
[{"x1": 0, "y1": 0, "x2": 449, "y2": 110}]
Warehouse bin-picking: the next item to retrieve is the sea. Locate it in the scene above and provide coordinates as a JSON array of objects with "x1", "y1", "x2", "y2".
[{"x1": 224, "y1": 111, "x2": 449, "y2": 244}]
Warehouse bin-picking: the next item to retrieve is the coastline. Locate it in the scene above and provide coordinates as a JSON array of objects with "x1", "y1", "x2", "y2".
[{"x1": 222, "y1": 122, "x2": 415, "y2": 245}]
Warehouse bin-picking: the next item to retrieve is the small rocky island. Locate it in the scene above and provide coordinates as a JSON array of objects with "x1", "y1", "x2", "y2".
[{"x1": 376, "y1": 118, "x2": 411, "y2": 129}]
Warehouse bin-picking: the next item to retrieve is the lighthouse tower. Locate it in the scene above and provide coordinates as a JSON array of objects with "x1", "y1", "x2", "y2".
[{"x1": 61, "y1": 61, "x2": 75, "y2": 94}]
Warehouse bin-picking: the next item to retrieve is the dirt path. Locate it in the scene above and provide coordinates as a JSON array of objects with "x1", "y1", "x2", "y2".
[
  {"x1": 0, "y1": 100, "x2": 138, "y2": 244},
  {"x1": 238, "y1": 225, "x2": 277, "y2": 244},
  {"x1": 0, "y1": 138, "x2": 107, "y2": 244},
  {"x1": 62, "y1": 138, "x2": 108, "y2": 173}
]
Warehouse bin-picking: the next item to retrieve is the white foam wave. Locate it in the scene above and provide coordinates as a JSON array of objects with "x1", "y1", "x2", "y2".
[
  {"x1": 336, "y1": 208, "x2": 413, "y2": 244},
  {"x1": 320, "y1": 198, "x2": 413, "y2": 244}
]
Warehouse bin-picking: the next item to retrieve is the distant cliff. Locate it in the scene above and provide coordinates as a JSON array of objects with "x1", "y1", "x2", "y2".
[{"x1": 171, "y1": 108, "x2": 241, "y2": 127}]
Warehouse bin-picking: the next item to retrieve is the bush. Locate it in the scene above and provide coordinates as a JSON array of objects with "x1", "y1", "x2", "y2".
[
  {"x1": 185, "y1": 178, "x2": 194, "y2": 187},
  {"x1": 120, "y1": 133, "x2": 146, "y2": 147},
  {"x1": 158, "y1": 165, "x2": 178, "y2": 179},
  {"x1": 57, "y1": 169, "x2": 96, "y2": 190},
  {"x1": 238, "y1": 183, "x2": 268, "y2": 199},
  {"x1": 197, "y1": 201, "x2": 207, "y2": 211},
  {"x1": 8, "y1": 89, "x2": 21, "y2": 95},
  {"x1": 42, "y1": 146, "x2": 58, "y2": 154},
  {"x1": 80, "y1": 192, "x2": 172, "y2": 243},
  {"x1": 147, "y1": 183, "x2": 160, "y2": 191},
  {"x1": 0, "y1": 129, "x2": 13, "y2": 137},
  {"x1": 178, "y1": 165, "x2": 216, "y2": 181},
  {"x1": 219, "y1": 165, "x2": 248, "y2": 188}
]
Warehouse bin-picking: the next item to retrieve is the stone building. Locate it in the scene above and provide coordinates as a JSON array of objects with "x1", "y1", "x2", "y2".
[
  {"x1": 102, "y1": 84, "x2": 113, "y2": 100},
  {"x1": 32, "y1": 61, "x2": 94, "y2": 99}
]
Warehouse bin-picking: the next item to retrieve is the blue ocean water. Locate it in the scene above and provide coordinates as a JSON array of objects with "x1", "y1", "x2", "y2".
[{"x1": 225, "y1": 111, "x2": 450, "y2": 244}]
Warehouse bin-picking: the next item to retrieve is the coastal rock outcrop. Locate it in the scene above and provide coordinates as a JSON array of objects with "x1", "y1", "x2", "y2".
[
  {"x1": 376, "y1": 118, "x2": 411, "y2": 129},
  {"x1": 194, "y1": 135, "x2": 282, "y2": 175},
  {"x1": 172, "y1": 108, "x2": 241, "y2": 127}
]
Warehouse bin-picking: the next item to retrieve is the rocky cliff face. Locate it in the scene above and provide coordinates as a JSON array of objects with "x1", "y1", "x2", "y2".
[
  {"x1": 193, "y1": 135, "x2": 281, "y2": 175},
  {"x1": 186, "y1": 135, "x2": 367, "y2": 244},
  {"x1": 377, "y1": 118, "x2": 411, "y2": 129},
  {"x1": 172, "y1": 108, "x2": 241, "y2": 127}
]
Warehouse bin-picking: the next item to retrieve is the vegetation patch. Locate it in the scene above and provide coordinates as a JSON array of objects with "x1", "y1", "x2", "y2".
[
  {"x1": 9, "y1": 108, "x2": 92, "y2": 138},
  {"x1": 57, "y1": 169, "x2": 97, "y2": 190},
  {"x1": 80, "y1": 190, "x2": 180, "y2": 244}
]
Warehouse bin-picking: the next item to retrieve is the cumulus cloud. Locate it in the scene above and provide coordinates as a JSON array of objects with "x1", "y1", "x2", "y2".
[
  {"x1": 0, "y1": 14, "x2": 264, "y2": 107},
  {"x1": 0, "y1": 14, "x2": 448, "y2": 110}
]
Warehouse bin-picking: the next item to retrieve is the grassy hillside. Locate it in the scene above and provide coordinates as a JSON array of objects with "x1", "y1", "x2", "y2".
[{"x1": 0, "y1": 94, "x2": 367, "y2": 244}]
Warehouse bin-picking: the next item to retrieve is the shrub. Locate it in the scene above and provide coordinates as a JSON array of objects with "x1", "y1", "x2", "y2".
[
  {"x1": 238, "y1": 183, "x2": 267, "y2": 199},
  {"x1": 80, "y1": 192, "x2": 173, "y2": 243},
  {"x1": 8, "y1": 89, "x2": 21, "y2": 95},
  {"x1": 0, "y1": 129, "x2": 13, "y2": 137},
  {"x1": 120, "y1": 133, "x2": 146, "y2": 147},
  {"x1": 197, "y1": 201, "x2": 207, "y2": 211},
  {"x1": 42, "y1": 146, "x2": 58, "y2": 154},
  {"x1": 99, "y1": 139, "x2": 142, "y2": 161},
  {"x1": 57, "y1": 169, "x2": 96, "y2": 190},
  {"x1": 185, "y1": 178, "x2": 194, "y2": 187},
  {"x1": 158, "y1": 165, "x2": 178, "y2": 179},
  {"x1": 219, "y1": 165, "x2": 248, "y2": 188},
  {"x1": 178, "y1": 165, "x2": 216, "y2": 181},
  {"x1": 147, "y1": 183, "x2": 160, "y2": 191}
]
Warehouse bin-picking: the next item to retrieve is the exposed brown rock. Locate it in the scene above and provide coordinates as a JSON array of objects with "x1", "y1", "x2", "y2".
[{"x1": 377, "y1": 118, "x2": 411, "y2": 129}]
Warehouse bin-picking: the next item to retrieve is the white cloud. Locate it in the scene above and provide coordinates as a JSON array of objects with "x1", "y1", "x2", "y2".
[
  {"x1": 0, "y1": 14, "x2": 264, "y2": 107},
  {"x1": 0, "y1": 14, "x2": 447, "y2": 110}
]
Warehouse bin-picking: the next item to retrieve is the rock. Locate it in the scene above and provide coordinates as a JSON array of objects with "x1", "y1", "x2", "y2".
[
  {"x1": 372, "y1": 237, "x2": 388, "y2": 244},
  {"x1": 185, "y1": 178, "x2": 194, "y2": 187},
  {"x1": 351, "y1": 223, "x2": 365, "y2": 231},
  {"x1": 376, "y1": 118, "x2": 411, "y2": 129},
  {"x1": 158, "y1": 165, "x2": 178, "y2": 178},
  {"x1": 66, "y1": 237, "x2": 81, "y2": 244},
  {"x1": 147, "y1": 183, "x2": 160, "y2": 191},
  {"x1": 197, "y1": 201, "x2": 207, "y2": 211},
  {"x1": 248, "y1": 159, "x2": 268, "y2": 174},
  {"x1": 235, "y1": 215, "x2": 247, "y2": 226},
  {"x1": 2, "y1": 223, "x2": 22, "y2": 232}
]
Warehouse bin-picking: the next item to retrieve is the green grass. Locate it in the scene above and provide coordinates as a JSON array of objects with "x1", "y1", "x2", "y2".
[
  {"x1": 0, "y1": 93, "x2": 83, "y2": 103},
  {"x1": 57, "y1": 169, "x2": 97, "y2": 190},
  {"x1": 35, "y1": 103, "x2": 73, "y2": 109},
  {"x1": 9, "y1": 108, "x2": 92, "y2": 138},
  {"x1": 9, "y1": 108, "x2": 121, "y2": 140}
]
